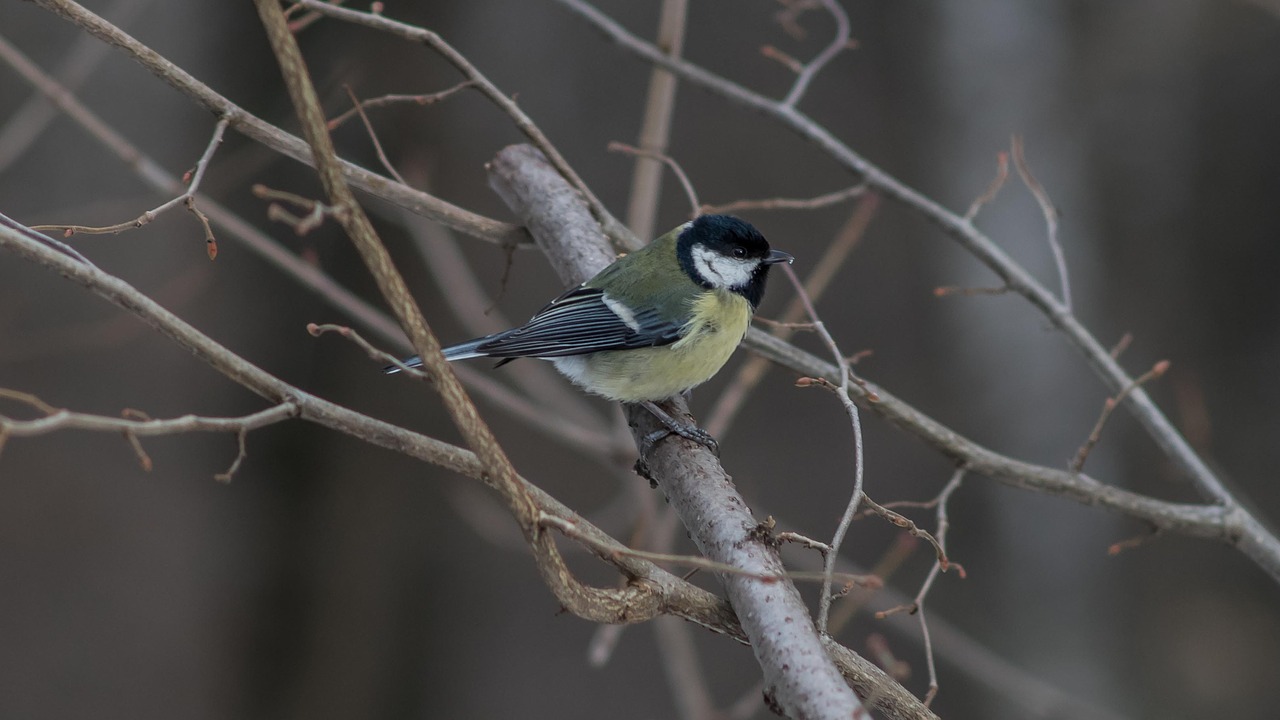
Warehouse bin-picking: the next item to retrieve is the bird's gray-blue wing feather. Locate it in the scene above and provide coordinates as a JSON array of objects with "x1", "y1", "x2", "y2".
[{"x1": 458, "y1": 286, "x2": 684, "y2": 359}]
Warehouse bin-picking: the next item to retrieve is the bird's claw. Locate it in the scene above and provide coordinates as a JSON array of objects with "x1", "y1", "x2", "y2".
[{"x1": 640, "y1": 424, "x2": 719, "y2": 458}]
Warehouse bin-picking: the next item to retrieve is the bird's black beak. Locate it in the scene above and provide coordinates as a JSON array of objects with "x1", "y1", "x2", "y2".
[{"x1": 764, "y1": 250, "x2": 794, "y2": 265}]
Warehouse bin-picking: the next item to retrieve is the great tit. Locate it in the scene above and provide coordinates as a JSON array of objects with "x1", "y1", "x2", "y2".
[{"x1": 388, "y1": 214, "x2": 792, "y2": 451}]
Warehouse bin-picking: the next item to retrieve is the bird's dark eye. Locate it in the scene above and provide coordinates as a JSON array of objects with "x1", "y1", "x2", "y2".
[{"x1": 732, "y1": 247, "x2": 747, "y2": 258}]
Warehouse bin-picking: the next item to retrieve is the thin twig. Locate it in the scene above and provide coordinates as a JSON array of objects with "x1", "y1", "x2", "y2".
[
  {"x1": 1108, "y1": 525, "x2": 1162, "y2": 556},
  {"x1": 327, "y1": 81, "x2": 475, "y2": 130},
  {"x1": 0, "y1": 388, "x2": 298, "y2": 437},
  {"x1": 702, "y1": 183, "x2": 867, "y2": 215},
  {"x1": 781, "y1": 0, "x2": 853, "y2": 109},
  {"x1": 0, "y1": 211, "x2": 94, "y2": 266},
  {"x1": 214, "y1": 428, "x2": 248, "y2": 483},
  {"x1": 1072, "y1": 360, "x2": 1171, "y2": 473},
  {"x1": 342, "y1": 84, "x2": 406, "y2": 184},
  {"x1": 778, "y1": 263, "x2": 866, "y2": 634},
  {"x1": 774, "y1": 0, "x2": 821, "y2": 40},
  {"x1": 285, "y1": 0, "x2": 346, "y2": 32},
  {"x1": 608, "y1": 141, "x2": 699, "y2": 218},
  {"x1": 933, "y1": 285, "x2": 1010, "y2": 298},
  {"x1": 306, "y1": 323, "x2": 430, "y2": 378},
  {"x1": 1011, "y1": 135, "x2": 1071, "y2": 313},
  {"x1": 1109, "y1": 332, "x2": 1133, "y2": 360},
  {"x1": 253, "y1": 183, "x2": 339, "y2": 235},
  {"x1": 857, "y1": 494, "x2": 956, "y2": 574},
  {"x1": 0, "y1": 388, "x2": 297, "y2": 479},
  {"x1": 539, "y1": 514, "x2": 877, "y2": 587},
  {"x1": 873, "y1": 469, "x2": 966, "y2": 707},
  {"x1": 32, "y1": 117, "x2": 229, "y2": 261},
  {"x1": 962, "y1": 150, "x2": 1010, "y2": 222},
  {"x1": 761, "y1": 44, "x2": 804, "y2": 73}
]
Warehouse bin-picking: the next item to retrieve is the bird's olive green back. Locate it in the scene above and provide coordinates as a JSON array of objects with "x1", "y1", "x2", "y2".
[{"x1": 584, "y1": 228, "x2": 699, "y2": 324}]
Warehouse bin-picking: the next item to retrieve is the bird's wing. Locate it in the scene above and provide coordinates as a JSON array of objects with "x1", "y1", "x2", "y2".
[{"x1": 473, "y1": 286, "x2": 685, "y2": 358}]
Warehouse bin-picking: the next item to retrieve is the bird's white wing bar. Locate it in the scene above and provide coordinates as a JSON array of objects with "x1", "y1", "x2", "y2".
[{"x1": 463, "y1": 286, "x2": 683, "y2": 359}]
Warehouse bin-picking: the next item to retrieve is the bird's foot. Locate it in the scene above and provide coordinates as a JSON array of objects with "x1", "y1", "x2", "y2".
[{"x1": 637, "y1": 400, "x2": 720, "y2": 457}]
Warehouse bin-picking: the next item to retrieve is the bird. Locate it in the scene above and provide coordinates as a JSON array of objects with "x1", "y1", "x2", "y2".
[{"x1": 387, "y1": 214, "x2": 792, "y2": 454}]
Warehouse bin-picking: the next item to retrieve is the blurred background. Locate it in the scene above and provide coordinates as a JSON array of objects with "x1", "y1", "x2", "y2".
[{"x1": 2, "y1": 1, "x2": 1279, "y2": 718}]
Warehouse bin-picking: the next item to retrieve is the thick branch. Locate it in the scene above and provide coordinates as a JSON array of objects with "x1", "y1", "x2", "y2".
[{"x1": 487, "y1": 144, "x2": 875, "y2": 720}]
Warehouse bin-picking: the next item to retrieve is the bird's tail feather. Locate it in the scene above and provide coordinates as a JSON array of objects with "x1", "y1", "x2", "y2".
[{"x1": 383, "y1": 337, "x2": 489, "y2": 374}]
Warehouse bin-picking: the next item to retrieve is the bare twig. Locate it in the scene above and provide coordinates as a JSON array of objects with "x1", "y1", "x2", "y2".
[
  {"x1": 327, "y1": 81, "x2": 475, "y2": 130},
  {"x1": 778, "y1": 530, "x2": 833, "y2": 553},
  {"x1": 32, "y1": 117, "x2": 228, "y2": 260},
  {"x1": 540, "y1": 514, "x2": 876, "y2": 587},
  {"x1": 608, "y1": 141, "x2": 699, "y2": 218},
  {"x1": 1108, "y1": 525, "x2": 1162, "y2": 556},
  {"x1": 761, "y1": 44, "x2": 804, "y2": 73},
  {"x1": 214, "y1": 428, "x2": 249, "y2": 483},
  {"x1": 933, "y1": 285, "x2": 1010, "y2": 297},
  {"x1": 0, "y1": 388, "x2": 297, "y2": 479},
  {"x1": 1109, "y1": 332, "x2": 1133, "y2": 360},
  {"x1": 874, "y1": 469, "x2": 966, "y2": 706},
  {"x1": 701, "y1": 183, "x2": 867, "y2": 215},
  {"x1": 776, "y1": 263, "x2": 866, "y2": 635},
  {"x1": 962, "y1": 150, "x2": 1010, "y2": 222},
  {"x1": 253, "y1": 183, "x2": 341, "y2": 235},
  {"x1": 306, "y1": 323, "x2": 430, "y2": 378},
  {"x1": 774, "y1": 0, "x2": 821, "y2": 40},
  {"x1": 781, "y1": 0, "x2": 853, "y2": 109},
  {"x1": 1011, "y1": 135, "x2": 1071, "y2": 312},
  {"x1": 0, "y1": 388, "x2": 297, "y2": 438},
  {"x1": 342, "y1": 84, "x2": 406, "y2": 184},
  {"x1": 1072, "y1": 360, "x2": 1171, "y2": 473},
  {"x1": 0, "y1": 211, "x2": 94, "y2": 266},
  {"x1": 284, "y1": 0, "x2": 346, "y2": 32},
  {"x1": 859, "y1": 495, "x2": 955, "y2": 574}
]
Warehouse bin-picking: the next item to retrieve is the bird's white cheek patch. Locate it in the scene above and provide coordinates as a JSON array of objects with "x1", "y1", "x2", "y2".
[{"x1": 692, "y1": 245, "x2": 758, "y2": 289}]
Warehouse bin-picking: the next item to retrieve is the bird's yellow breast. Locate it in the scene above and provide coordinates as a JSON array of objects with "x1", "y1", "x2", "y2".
[{"x1": 567, "y1": 289, "x2": 752, "y2": 402}]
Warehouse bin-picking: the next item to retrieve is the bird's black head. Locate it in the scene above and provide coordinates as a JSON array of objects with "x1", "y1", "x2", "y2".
[{"x1": 676, "y1": 215, "x2": 792, "y2": 308}]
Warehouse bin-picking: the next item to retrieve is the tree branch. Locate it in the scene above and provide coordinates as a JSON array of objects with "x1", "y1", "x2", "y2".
[
  {"x1": 553, "y1": 0, "x2": 1280, "y2": 583},
  {"x1": 31, "y1": 0, "x2": 527, "y2": 248},
  {"x1": 487, "y1": 143, "x2": 873, "y2": 720},
  {"x1": 0, "y1": 216, "x2": 932, "y2": 718}
]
